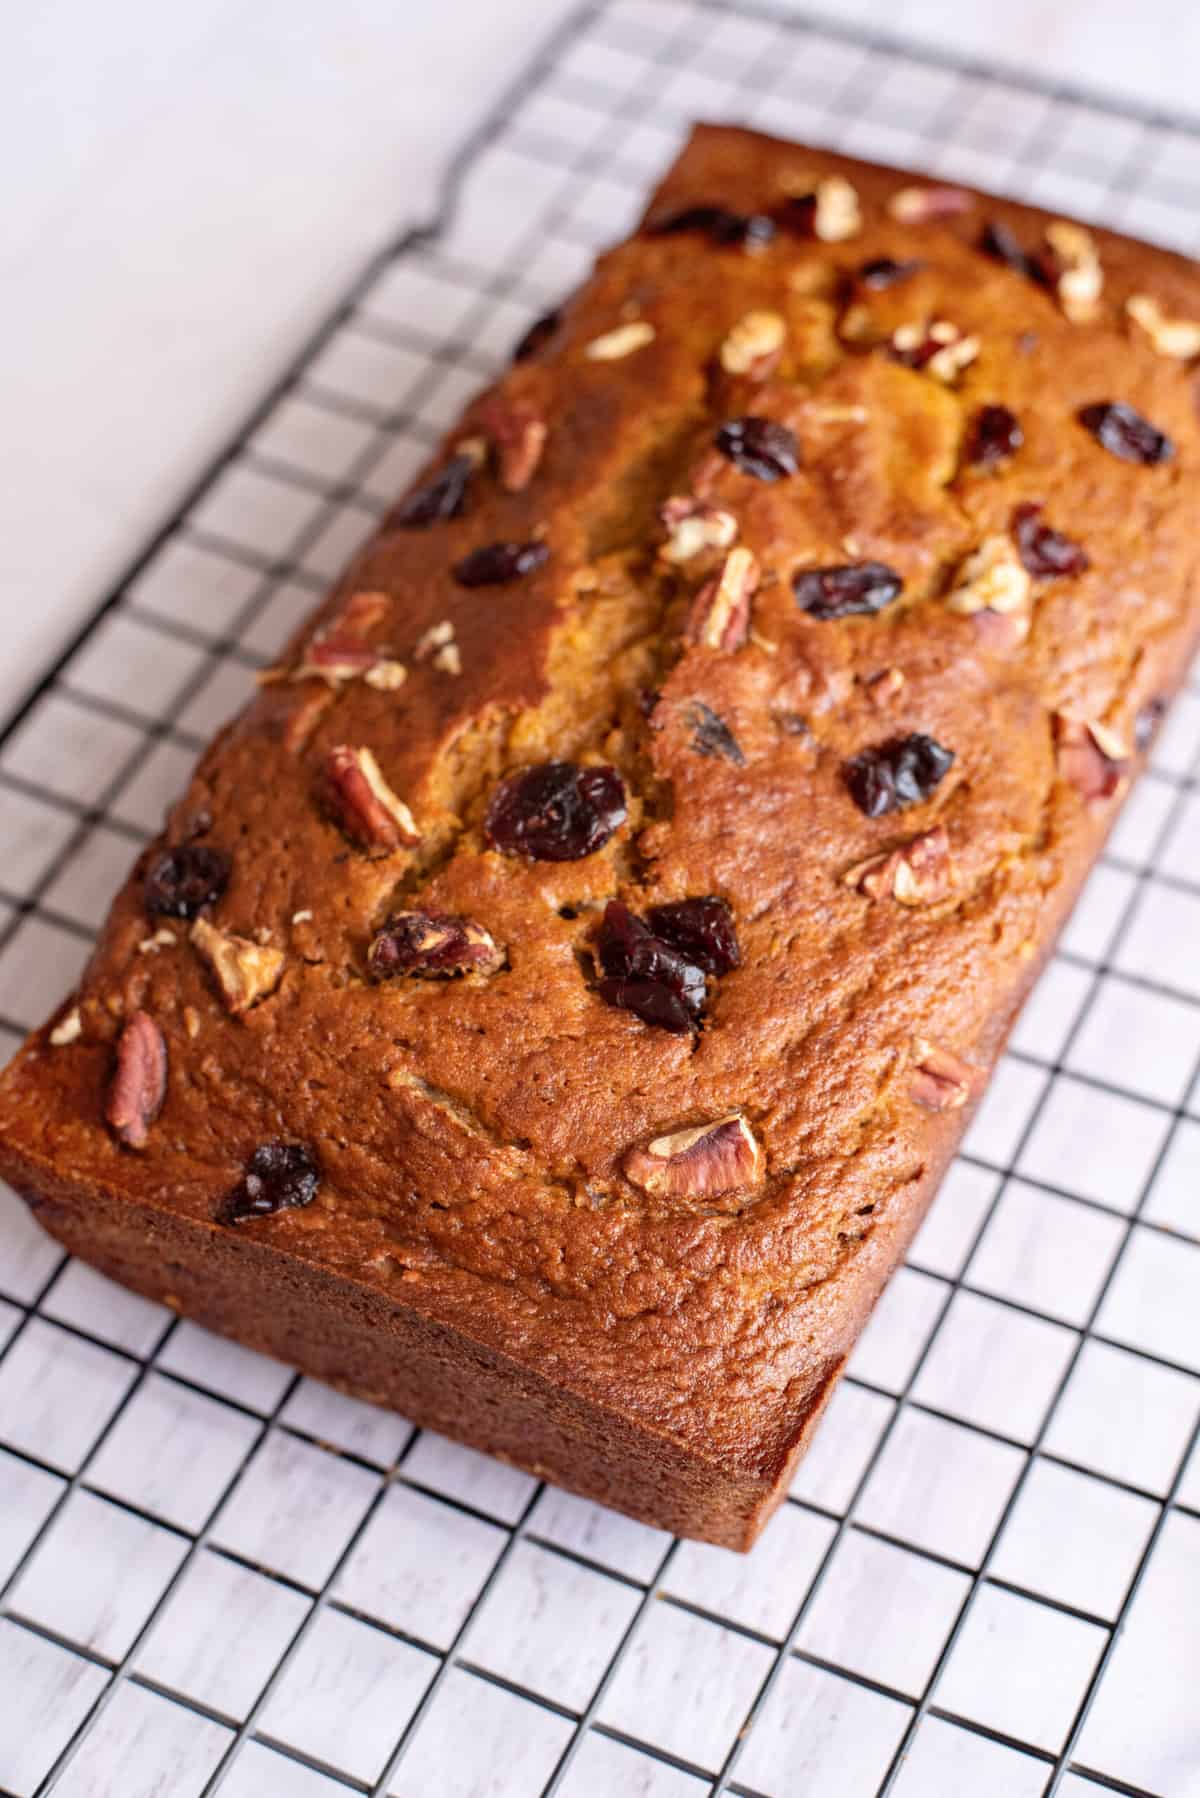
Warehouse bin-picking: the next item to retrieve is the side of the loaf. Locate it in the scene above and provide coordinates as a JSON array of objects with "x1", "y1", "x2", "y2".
[{"x1": 1, "y1": 124, "x2": 1198, "y2": 1547}]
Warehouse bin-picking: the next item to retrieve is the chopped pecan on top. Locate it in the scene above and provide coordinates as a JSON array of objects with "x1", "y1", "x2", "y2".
[
  {"x1": 1041, "y1": 221, "x2": 1102, "y2": 323},
  {"x1": 844, "y1": 824, "x2": 956, "y2": 906},
  {"x1": 910, "y1": 1038, "x2": 980, "y2": 1111},
  {"x1": 785, "y1": 174, "x2": 862, "y2": 243},
  {"x1": 414, "y1": 619, "x2": 462, "y2": 675},
  {"x1": 478, "y1": 396, "x2": 547, "y2": 492},
  {"x1": 49, "y1": 1008, "x2": 83, "y2": 1047},
  {"x1": 624, "y1": 1113, "x2": 761, "y2": 1199},
  {"x1": 323, "y1": 745, "x2": 420, "y2": 852},
  {"x1": 1053, "y1": 714, "x2": 1131, "y2": 802},
  {"x1": 584, "y1": 320, "x2": 655, "y2": 361},
  {"x1": 718, "y1": 308, "x2": 786, "y2": 380},
  {"x1": 890, "y1": 320, "x2": 980, "y2": 383},
  {"x1": 657, "y1": 496, "x2": 738, "y2": 564},
  {"x1": 281, "y1": 590, "x2": 405, "y2": 690},
  {"x1": 369, "y1": 910, "x2": 504, "y2": 980},
  {"x1": 106, "y1": 1011, "x2": 168, "y2": 1150},
  {"x1": 685, "y1": 547, "x2": 759, "y2": 652},
  {"x1": 190, "y1": 918, "x2": 286, "y2": 1015},
  {"x1": 1125, "y1": 294, "x2": 1200, "y2": 360},
  {"x1": 888, "y1": 184, "x2": 973, "y2": 223},
  {"x1": 336, "y1": 590, "x2": 391, "y2": 636},
  {"x1": 291, "y1": 638, "x2": 407, "y2": 691},
  {"x1": 945, "y1": 536, "x2": 1032, "y2": 645}
]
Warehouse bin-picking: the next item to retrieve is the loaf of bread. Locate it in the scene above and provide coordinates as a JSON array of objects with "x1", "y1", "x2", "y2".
[{"x1": 2, "y1": 125, "x2": 1198, "y2": 1548}]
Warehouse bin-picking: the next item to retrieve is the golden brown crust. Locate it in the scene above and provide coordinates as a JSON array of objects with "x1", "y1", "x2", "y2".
[{"x1": 2, "y1": 125, "x2": 1199, "y2": 1546}]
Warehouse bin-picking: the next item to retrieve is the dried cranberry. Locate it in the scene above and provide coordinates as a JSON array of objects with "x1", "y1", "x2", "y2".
[
  {"x1": 144, "y1": 844, "x2": 230, "y2": 919},
  {"x1": 964, "y1": 404, "x2": 1023, "y2": 470},
  {"x1": 1012, "y1": 503, "x2": 1089, "y2": 578},
  {"x1": 220, "y1": 1143, "x2": 319, "y2": 1225},
  {"x1": 393, "y1": 452, "x2": 475, "y2": 528},
  {"x1": 485, "y1": 761, "x2": 626, "y2": 861},
  {"x1": 1078, "y1": 402, "x2": 1174, "y2": 466},
  {"x1": 595, "y1": 901, "x2": 705, "y2": 1034},
  {"x1": 646, "y1": 897, "x2": 740, "y2": 976},
  {"x1": 858, "y1": 257, "x2": 924, "y2": 290},
  {"x1": 512, "y1": 308, "x2": 561, "y2": 362},
  {"x1": 793, "y1": 562, "x2": 903, "y2": 621},
  {"x1": 688, "y1": 702, "x2": 745, "y2": 766},
  {"x1": 980, "y1": 220, "x2": 1042, "y2": 283},
  {"x1": 453, "y1": 540, "x2": 550, "y2": 586},
  {"x1": 598, "y1": 976, "x2": 696, "y2": 1033},
  {"x1": 1134, "y1": 696, "x2": 1167, "y2": 750},
  {"x1": 715, "y1": 416, "x2": 800, "y2": 482},
  {"x1": 844, "y1": 734, "x2": 955, "y2": 817},
  {"x1": 649, "y1": 205, "x2": 776, "y2": 249}
]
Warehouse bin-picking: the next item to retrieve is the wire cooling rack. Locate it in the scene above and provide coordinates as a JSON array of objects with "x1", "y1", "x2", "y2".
[{"x1": 2, "y1": 3, "x2": 1199, "y2": 1794}]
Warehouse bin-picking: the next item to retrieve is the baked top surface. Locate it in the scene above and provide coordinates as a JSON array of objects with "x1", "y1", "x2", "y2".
[{"x1": 3, "y1": 124, "x2": 1199, "y2": 1467}]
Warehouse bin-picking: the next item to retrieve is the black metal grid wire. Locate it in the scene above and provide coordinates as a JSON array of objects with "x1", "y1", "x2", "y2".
[{"x1": 1, "y1": 2, "x2": 1199, "y2": 1793}]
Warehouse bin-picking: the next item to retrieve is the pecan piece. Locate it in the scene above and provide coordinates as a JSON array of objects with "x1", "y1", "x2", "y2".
[
  {"x1": 719, "y1": 309, "x2": 786, "y2": 378},
  {"x1": 658, "y1": 497, "x2": 738, "y2": 564},
  {"x1": 844, "y1": 825, "x2": 955, "y2": 905},
  {"x1": 946, "y1": 536, "x2": 1032, "y2": 644},
  {"x1": 584, "y1": 321, "x2": 655, "y2": 361},
  {"x1": 336, "y1": 590, "x2": 391, "y2": 635},
  {"x1": 685, "y1": 547, "x2": 758, "y2": 651},
  {"x1": 106, "y1": 1011, "x2": 167, "y2": 1150},
  {"x1": 323, "y1": 746, "x2": 419, "y2": 851},
  {"x1": 809, "y1": 175, "x2": 862, "y2": 242},
  {"x1": 910, "y1": 1038, "x2": 980, "y2": 1111},
  {"x1": 368, "y1": 910, "x2": 504, "y2": 980},
  {"x1": 1041, "y1": 221, "x2": 1102, "y2": 323},
  {"x1": 190, "y1": 918, "x2": 286, "y2": 1014},
  {"x1": 479, "y1": 396, "x2": 547, "y2": 492},
  {"x1": 624, "y1": 1113, "x2": 761, "y2": 1199},
  {"x1": 49, "y1": 1007, "x2": 83, "y2": 1047},
  {"x1": 1125, "y1": 293, "x2": 1200, "y2": 360},
  {"x1": 1054, "y1": 715, "x2": 1131, "y2": 802},
  {"x1": 292, "y1": 638, "x2": 407, "y2": 691},
  {"x1": 891, "y1": 319, "x2": 980, "y2": 383},
  {"x1": 888, "y1": 184, "x2": 973, "y2": 223}
]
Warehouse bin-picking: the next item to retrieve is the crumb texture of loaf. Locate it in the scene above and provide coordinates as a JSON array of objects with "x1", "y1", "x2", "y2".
[{"x1": 2, "y1": 125, "x2": 1199, "y2": 1547}]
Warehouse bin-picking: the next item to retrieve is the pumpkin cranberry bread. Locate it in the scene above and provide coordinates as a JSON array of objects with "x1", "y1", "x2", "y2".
[{"x1": 2, "y1": 125, "x2": 1199, "y2": 1549}]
